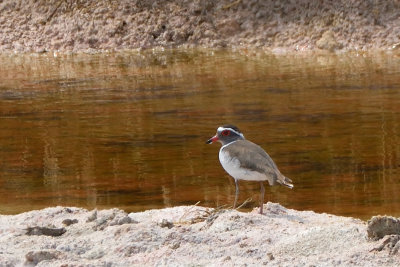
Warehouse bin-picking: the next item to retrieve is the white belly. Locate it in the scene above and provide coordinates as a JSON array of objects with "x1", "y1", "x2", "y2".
[{"x1": 219, "y1": 148, "x2": 267, "y2": 181}]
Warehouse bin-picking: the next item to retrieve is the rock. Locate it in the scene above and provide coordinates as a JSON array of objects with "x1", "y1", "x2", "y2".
[
  {"x1": 170, "y1": 241, "x2": 180, "y2": 249},
  {"x1": 87, "y1": 209, "x2": 97, "y2": 222},
  {"x1": 25, "y1": 226, "x2": 66, "y2": 237},
  {"x1": 83, "y1": 248, "x2": 105, "y2": 260},
  {"x1": 109, "y1": 215, "x2": 137, "y2": 226},
  {"x1": 88, "y1": 209, "x2": 138, "y2": 230},
  {"x1": 25, "y1": 250, "x2": 60, "y2": 264},
  {"x1": 159, "y1": 219, "x2": 174, "y2": 229},
  {"x1": 367, "y1": 215, "x2": 400, "y2": 240},
  {"x1": 62, "y1": 219, "x2": 78, "y2": 226}
]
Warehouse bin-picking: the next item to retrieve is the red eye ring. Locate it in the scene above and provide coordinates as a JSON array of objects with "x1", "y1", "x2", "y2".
[{"x1": 221, "y1": 130, "x2": 230, "y2": 136}]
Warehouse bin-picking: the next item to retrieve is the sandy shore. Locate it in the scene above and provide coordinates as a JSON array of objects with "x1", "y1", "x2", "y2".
[
  {"x1": 0, "y1": 202, "x2": 399, "y2": 266},
  {"x1": 1, "y1": 1, "x2": 400, "y2": 266},
  {"x1": 1, "y1": 0, "x2": 400, "y2": 53}
]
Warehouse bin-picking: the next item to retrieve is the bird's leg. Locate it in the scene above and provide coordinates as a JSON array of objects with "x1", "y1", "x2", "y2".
[
  {"x1": 259, "y1": 181, "x2": 265, "y2": 214},
  {"x1": 233, "y1": 179, "x2": 239, "y2": 209}
]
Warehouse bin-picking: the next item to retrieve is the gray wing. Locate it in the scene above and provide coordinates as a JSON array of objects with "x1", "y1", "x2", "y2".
[
  {"x1": 225, "y1": 140, "x2": 293, "y2": 187},
  {"x1": 225, "y1": 140, "x2": 279, "y2": 184}
]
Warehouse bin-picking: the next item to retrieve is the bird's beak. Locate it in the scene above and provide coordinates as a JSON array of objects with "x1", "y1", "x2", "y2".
[{"x1": 206, "y1": 135, "x2": 219, "y2": 144}]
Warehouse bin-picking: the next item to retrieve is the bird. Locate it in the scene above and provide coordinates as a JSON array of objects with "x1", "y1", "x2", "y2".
[{"x1": 206, "y1": 124, "x2": 293, "y2": 214}]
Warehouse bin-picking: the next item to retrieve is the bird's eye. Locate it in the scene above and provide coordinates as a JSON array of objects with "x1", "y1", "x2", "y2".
[{"x1": 221, "y1": 130, "x2": 230, "y2": 136}]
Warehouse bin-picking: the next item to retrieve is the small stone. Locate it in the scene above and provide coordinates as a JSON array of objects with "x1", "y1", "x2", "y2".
[
  {"x1": 96, "y1": 217, "x2": 108, "y2": 227},
  {"x1": 87, "y1": 210, "x2": 98, "y2": 222},
  {"x1": 64, "y1": 208, "x2": 73, "y2": 213},
  {"x1": 170, "y1": 242, "x2": 180, "y2": 249},
  {"x1": 26, "y1": 226, "x2": 66, "y2": 237},
  {"x1": 25, "y1": 250, "x2": 59, "y2": 264},
  {"x1": 117, "y1": 216, "x2": 134, "y2": 225},
  {"x1": 84, "y1": 249, "x2": 105, "y2": 259},
  {"x1": 159, "y1": 219, "x2": 174, "y2": 229},
  {"x1": 62, "y1": 219, "x2": 78, "y2": 226},
  {"x1": 110, "y1": 216, "x2": 137, "y2": 226},
  {"x1": 267, "y1": 252, "x2": 274, "y2": 260}
]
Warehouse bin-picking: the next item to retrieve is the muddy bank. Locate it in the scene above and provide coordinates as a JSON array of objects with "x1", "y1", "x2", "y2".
[
  {"x1": 0, "y1": 202, "x2": 399, "y2": 266},
  {"x1": 1, "y1": 0, "x2": 400, "y2": 53}
]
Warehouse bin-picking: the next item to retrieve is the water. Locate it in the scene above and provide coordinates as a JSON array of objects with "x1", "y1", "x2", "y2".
[{"x1": 0, "y1": 49, "x2": 400, "y2": 219}]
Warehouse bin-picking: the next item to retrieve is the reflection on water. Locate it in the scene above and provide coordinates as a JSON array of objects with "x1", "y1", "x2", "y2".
[{"x1": 0, "y1": 50, "x2": 400, "y2": 219}]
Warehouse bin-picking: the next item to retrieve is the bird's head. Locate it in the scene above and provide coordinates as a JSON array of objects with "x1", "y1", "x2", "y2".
[{"x1": 206, "y1": 124, "x2": 245, "y2": 146}]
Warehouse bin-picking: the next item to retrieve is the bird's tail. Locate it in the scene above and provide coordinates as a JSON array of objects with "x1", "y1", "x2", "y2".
[{"x1": 277, "y1": 174, "x2": 294, "y2": 189}]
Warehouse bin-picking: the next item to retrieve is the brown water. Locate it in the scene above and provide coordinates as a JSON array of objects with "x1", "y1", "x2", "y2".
[{"x1": 1, "y1": 50, "x2": 400, "y2": 219}]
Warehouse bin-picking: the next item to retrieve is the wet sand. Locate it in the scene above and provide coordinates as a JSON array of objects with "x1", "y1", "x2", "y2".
[{"x1": 1, "y1": 0, "x2": 399, "y2": 53}]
